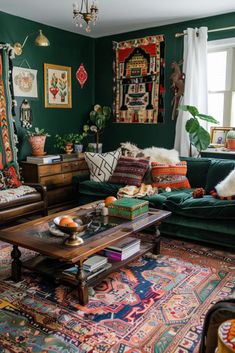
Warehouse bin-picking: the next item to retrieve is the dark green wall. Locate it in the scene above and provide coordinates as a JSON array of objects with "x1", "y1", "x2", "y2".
[
  {"x1": 95, "y1": 12, "x2": 235, "y2": 151},
  {"x1": 0, "y1": 11, "x2": 95, "y2": 159}
]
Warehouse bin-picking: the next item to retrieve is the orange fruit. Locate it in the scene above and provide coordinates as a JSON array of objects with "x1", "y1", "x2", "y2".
[
  {"x1": 67, "y1": 221, "x2": 78, "y2": 228},
  {"x1": 59, "y1": 216, "x2": 73, "y2": 226},
  {"x1": 104, "y1": 196, "x2": 117, "y2": 206}
]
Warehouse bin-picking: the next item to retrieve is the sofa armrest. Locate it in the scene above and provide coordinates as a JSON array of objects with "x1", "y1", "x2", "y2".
[{"x1": 24, "y1": 183, "x2": 48, "y2": 214}]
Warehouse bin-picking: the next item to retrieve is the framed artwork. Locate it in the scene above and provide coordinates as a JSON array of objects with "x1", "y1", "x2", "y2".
[
  {"x1": 44, "y1": 63, "x2": 72, "y2": 108},
  {"x1": 13, "y1": 67, "x2": 38, "y2": 98},
  {"x1": 113, "y1": 35, "x2": 165, "y2": 124},
  {"x1": 210, "y1": 127, "x2": 232, "y2": 146}
]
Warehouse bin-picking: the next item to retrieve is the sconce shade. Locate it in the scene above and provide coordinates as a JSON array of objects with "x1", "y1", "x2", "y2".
[{"x1": 35, "y1": 30, "x2": 50, "y2": 47}]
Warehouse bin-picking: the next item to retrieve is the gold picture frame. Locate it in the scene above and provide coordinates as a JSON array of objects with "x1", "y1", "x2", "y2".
[
  {"x1": 44, "y1": 63, "x2": 72, "y2": 108},
  {"x1": 210, "y1": 127, "x2": 232, "y2": 146}
]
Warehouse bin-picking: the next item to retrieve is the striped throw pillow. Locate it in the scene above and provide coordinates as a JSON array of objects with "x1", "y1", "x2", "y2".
[
  {"x1": 151, "y1": 161, "x2": 190, "y2": 189},
  {"x1": 109, "y1": 156, "x2": 149, "y2": 187}
]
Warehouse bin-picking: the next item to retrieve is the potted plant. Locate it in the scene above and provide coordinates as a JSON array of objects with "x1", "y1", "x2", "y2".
[
  {"x1": 27, "y1": 127, "x2": 50, "y2": 156},
  {"x1": 226, "y1": 130, "x2": 235, "y2": 149},
  {"x1": 73, "y1": 127, "x2": 88, "y2": 153},
  {"x1": 179, "y1": 105, "x2": 219, "y2": 156},
  {"x1": 54, "y1": 133, "x2": 75, "y2": 154},
  {"x1": 85, "y1": 104, "x2": 111, "y2": 153}
]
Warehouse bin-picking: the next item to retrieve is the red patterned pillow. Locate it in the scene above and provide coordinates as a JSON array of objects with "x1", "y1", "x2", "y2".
[
  {"x1": 151, "y1": 161, "x2": 191, "y2": 189},
  {"x1": 3, "y1": 166, "x2": 22, "y2": 188},
  {"x1": 109, "y1": 156, "x2": 149, "y2": 187}
]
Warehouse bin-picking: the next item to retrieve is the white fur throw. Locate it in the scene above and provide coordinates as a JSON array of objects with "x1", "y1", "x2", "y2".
[
  {"x1": 215, "y1": 169, "x2": 235, "y2": 197},
  {"x1": 120, "y1": 142, "x2": 180, "y2": 164}
]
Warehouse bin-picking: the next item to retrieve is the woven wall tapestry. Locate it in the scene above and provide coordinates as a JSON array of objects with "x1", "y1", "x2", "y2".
[
  {"x1": 0, "y1": 45, "x2": 18, "y2": 169},
  {"x1": 113, "y1": 35, "x2": 165, "y2": 124}
]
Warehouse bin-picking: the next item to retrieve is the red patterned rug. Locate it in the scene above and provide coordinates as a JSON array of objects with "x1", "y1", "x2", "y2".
[{"x1": 0, "y1": 238, "x2": 234, "y2": 352}]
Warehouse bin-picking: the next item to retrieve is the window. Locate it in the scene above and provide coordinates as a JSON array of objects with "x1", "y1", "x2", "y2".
[{"x1": 207, "y1": 38, "x2": 235, "y2": 129}]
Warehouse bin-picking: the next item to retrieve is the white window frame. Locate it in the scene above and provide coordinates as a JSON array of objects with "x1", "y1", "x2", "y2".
[{"x1": 207, "y1": 37, "x2": 235, "y2": 127}]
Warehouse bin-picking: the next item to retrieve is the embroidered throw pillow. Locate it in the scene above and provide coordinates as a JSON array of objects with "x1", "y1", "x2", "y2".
[
  {"x1": 85, "y1": 149, "x2": 122, "y2": 182},
  {"x1": 3, "y1": 165, "x2": 22, "y2": 188},
  {"x1": 109, "y1": 156, "x2": 149, "y2": 187},
  {"x1": 0, "y1": 171, "x2": 6, "y2": 190},
  {"x1": 151, "y1": 161, "x2": 191, "y2": 189}
]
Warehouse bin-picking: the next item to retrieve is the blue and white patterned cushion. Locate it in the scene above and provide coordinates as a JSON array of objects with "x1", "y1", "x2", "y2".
[{"x1": 85, "y1": 149, "x2": 122, "y2": 182}]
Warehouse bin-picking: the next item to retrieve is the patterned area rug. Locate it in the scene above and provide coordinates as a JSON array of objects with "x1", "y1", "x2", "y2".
[{"x1": 0, "y1": 238, "x2": 235, "y2": 353}]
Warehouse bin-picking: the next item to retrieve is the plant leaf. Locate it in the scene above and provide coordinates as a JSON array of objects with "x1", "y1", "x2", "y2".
[
  {"x1": 196, "y1": 113, "x2": 219, "y2": 124},
  {"x1": 185, "y1": 118, "x2": 199, "y2": 133},
  {"x1": 179, "y1": 105, "x2": 199, "y2": 117},
  {"x1": 189, "y1": 126, "x2": 211, "y2": 152},
  {"x1": 90, "y1": 111, "x2": 97, "y2": 122}
]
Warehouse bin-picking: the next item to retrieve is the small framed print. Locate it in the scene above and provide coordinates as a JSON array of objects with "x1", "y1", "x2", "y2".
[
  {"x1": 44, "y1": 63, "x2": 72, "y2": 108},
  {"x1": 210, "y1": 127, "x2": 232, "y2": 146}
]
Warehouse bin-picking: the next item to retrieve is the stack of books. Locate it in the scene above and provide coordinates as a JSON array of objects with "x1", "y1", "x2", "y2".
[
  {"x1": 27, "y1": 155, "x2": 61, "y2": 164},
  {"x1": 63, "y1": 255, "x2": 111, "y2": 280},
  {"x1": 104, "y1": 237, "x2": 141, "y2": 261}
]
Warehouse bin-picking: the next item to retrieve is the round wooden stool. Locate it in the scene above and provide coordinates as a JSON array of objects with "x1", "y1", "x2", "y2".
[{"x1": 217, "y1": 319, "x2": 235, "y2": 353}]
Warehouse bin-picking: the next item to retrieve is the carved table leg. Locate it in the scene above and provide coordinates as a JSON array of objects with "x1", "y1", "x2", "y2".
[
  {"x1": 76, "y1": 260, "x2": 88, "y2": 306},
  {"x1": 11, "y1": 245, "x2": 22, "y2": 282},
  {"x1": 152, "y1": 223, "x2": 161, "y2": 255}
]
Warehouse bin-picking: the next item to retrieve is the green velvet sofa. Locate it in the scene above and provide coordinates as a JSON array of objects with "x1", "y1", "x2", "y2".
[{"x1": 75, "y1": 157, "x2": 235, "y2": 249}]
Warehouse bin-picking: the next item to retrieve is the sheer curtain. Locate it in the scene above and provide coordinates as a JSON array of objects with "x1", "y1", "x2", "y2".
[{"x1": 174, "y1": 27, "x2": 208, "y2": 156}]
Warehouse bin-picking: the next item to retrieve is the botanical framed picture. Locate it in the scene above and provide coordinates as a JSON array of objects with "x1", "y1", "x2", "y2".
[
  {"x1": 44, "y1": 63, "x2": 72, "y2": 108},
  {"x1": 13, "y1": 67, "x2": 38, "y2": 98},
  {"x1": 210, "y1": 127, "x2": 232, "y2": 146}
]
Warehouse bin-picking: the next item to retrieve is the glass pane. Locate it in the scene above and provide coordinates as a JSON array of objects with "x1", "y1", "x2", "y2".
[
  {"x1": 208, "y1": 93, "x2": 224, "y2": 130},
  {"x1": 207, "y1": 51, "x2": 227, "y2": 91},
  {"x1": 231, "y1": 92, "x2": 235, "y2": 126}
]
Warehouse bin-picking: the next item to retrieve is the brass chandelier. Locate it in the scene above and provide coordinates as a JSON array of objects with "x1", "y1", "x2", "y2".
[{"x1": 73, "y1": 0, "x2": 98, "y2": 33}]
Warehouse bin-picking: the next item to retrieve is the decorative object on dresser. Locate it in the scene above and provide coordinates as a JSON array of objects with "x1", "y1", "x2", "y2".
[
  {"x1": 27, "y1": 127, "x2": 50, "y2": 156},
  {"x1": 226, "y1": 130, "x2": 235, "y2": 150},
  {"x1": 113, "y1": 35, "x2": 165, "y2": 124},
  {"x1": 85, "y1": 104, "x2": 111, "y2": 153},
  {"x1": 20, "y1": 158, "x2": 89, "y2": 207},
  {"x1": 54, "y1": 130, "x2": 87, "y2": 154}
]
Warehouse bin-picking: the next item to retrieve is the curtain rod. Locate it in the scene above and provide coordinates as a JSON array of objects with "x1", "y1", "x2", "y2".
[{"x1": 175, "y1": 25, "x2": 235, "y2": 38}]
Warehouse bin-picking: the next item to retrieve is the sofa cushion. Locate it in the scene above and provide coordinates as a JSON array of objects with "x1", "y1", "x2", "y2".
[
  {"x1": 109, "y1": 156, "x2": 149, "y2": 187},
  {"x1": 142, "y1": 188, "x2": 194, "y2": 209},
  {"x1": 0, "y1": 185, "x2": 41, "y2": 210},
  {"x1": 164, "y1": 191, "x2": 235, "y2": 219},
  {"x1": 84, "y1": 149, "x2": 121, "y2": 182},
  {"x1": 3, "y1": 165, "x2": 22, "y2": 188},
  {"x1": 79, "y1": 180, "x2": 124, "y2": 198},
  {"x1": 151, "y1": 161, "x2": 190, "y2": 189},
  {"x1": 181, "y1": 157, "x2": 211, "y2": 188},
  {"x1": 205, "y1": 159, "x2": 235, "y2": 193}
]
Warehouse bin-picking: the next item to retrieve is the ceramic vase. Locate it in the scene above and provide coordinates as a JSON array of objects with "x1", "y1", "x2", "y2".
[
  {"x1": 28, "y1": 136, "x2": 46, "y2": 156},
  {"x1": 64, "y1": 143, "x2": 73, "y2": 154},
  {"x1": 227, "y1": 139, "x2": 235, "y2": 150},
  {"x1": 74, "y1": 144, "x2": 83, "y2": 153}
]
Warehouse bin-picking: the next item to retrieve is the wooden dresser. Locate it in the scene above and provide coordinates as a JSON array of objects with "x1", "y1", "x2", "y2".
[{"x1": 21, "y1": 158, "x2": 89, "y2": 207}]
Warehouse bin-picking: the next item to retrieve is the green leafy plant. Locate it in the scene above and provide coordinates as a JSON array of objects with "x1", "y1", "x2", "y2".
[
  {"x1": 86, "y1": 104, "x2": 112, "y2": 151},
  {"x1": 54, "y1": 133, "x2": 75, "y2": 150},
  {"x1": 179, "y1": 105, "x2": 219, "y2": 156},
  {"x1": 26, "y1": 127, "x2": 50, "y2": 137},
  {"x1": 226, "y1": 130, "x2": 235, "y2": 140}
]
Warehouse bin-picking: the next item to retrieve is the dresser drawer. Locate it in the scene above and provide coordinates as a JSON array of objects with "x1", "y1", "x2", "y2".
[
  {"x1": 61, "y1": 162, "x2": 72, "y2": 173},
  {"x1": 38, "y1": 164, "x2": 61, "y2": 176},
  {"x1": 40, "y1": 173, "x2": 73, "y2": 188}
]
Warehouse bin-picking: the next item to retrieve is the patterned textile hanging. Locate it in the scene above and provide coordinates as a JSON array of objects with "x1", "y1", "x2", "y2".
[
  {"x1": 20, "y1": 99, "x2": 32, "y2": 128},
  {"x1": 0, "y1": 44, "x2": 18, "y2": 170}
]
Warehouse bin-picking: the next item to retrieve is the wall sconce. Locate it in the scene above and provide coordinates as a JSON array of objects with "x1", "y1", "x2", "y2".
[{"x1": 13, "y1": 30, "x2": 50, "y2": 56}]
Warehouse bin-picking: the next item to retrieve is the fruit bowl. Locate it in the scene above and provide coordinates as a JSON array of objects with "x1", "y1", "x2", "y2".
[{"x1": 53, "y1": 215, "x2": 92, "y2": 246}]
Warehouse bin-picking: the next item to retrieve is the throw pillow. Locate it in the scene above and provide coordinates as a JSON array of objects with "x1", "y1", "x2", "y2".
[
  {"x1": 214, "y1": 169, "x2": 235, "y2": 197},
  {"x1": 0, "y1": 170, "x2": 6, "y2": 190},
  {"x1": 3, "y1": 165, "x2": 22, "y2": 188},
  {"x1": 85, "y1": 149, "x2": 121, "y2": 182},
  {"x1": 109, "y1": 156, "x2": 149, "y2": 187},
  {"x1": 151, "y1": 161, "x2": 191, "y2": 189}
]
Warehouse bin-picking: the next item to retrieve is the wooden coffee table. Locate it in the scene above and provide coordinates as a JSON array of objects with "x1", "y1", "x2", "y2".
[{"x1": 0, "y1": 202, "x2": 171, "y2": 305}]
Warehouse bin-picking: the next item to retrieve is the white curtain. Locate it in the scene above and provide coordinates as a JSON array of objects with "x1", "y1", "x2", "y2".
[{"x1": 174, "y1": 27, "x2": 208, "y2": 156}]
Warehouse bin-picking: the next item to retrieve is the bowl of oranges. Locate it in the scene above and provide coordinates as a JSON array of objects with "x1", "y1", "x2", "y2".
[{"x1": 53, "y1": 215, "x2": 92, "y2": 246}]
